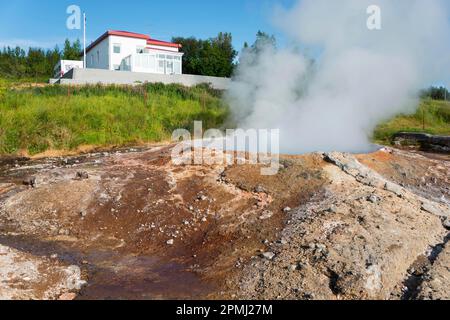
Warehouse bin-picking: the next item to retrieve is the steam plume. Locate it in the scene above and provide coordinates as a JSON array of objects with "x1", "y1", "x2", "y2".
[{"x1": 227, "y1": 0, "x2": 450, "y2": 154}]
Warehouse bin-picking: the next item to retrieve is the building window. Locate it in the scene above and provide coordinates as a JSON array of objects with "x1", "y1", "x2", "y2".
[
  {"x1": 157, "y1": 60, "x2": 165, "y2": 73},
  {"x1": 166, "y1": 61, "x2": 174, "y2": 74},
  {"x1": 97, "y1": 51, "x2": 100, "y2": 63},
  {"x1": 174, "y1": 59, "x2": 181, "y2": 74},
  {"x1": 90, "y1": 54, "x2": 94, "y2": 65},
  {"x1": 113, "y1": 44, "x2": 121, "y2": 54},
  {"x1": 136, "y1": 46, "x2": 144, "y2": 54},
  {"x1": 113, "y1": 65, "x2": 120, "y2": 71}
]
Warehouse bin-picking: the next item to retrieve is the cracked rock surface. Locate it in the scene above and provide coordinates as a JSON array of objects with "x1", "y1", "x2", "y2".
[{"x1": 0, "y1": 146, "x2": 448, "y2": 300}]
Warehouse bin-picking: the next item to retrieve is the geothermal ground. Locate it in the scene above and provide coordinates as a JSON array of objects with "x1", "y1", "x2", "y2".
[{"x1": 0, "y1": 145, "x2": 449, "y2": 300}]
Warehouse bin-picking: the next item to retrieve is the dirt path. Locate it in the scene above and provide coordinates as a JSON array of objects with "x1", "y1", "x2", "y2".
[{"x1": 0, "y1": 146, "x2": 448, "y2": 300}]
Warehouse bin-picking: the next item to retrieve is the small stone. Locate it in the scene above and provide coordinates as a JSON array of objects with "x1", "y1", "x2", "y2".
[
  {"x1": 59, "y1": 293, "x2": 77, "y2": 300},
  {"x1": 384, "y1": 182, "x2": 403, "y2": 197},
  {"x1": 23, "y1": 177, "x2": 37, "y2": 188},
  {"x1": 443, "y1": 218, "x2": 450, "y2": 230},
  {"x1": 283, "y1": 207, "x2": 292, "y2": 213},
  {"x1": 50, "y1": 254, "x2": 58, "y2": 259},
  {"x1": 421, "y1": 201, "x2": 448, "y2": 218},
  {"x1": 254, "y1": 185, "x2": 266, "y2": 193},
  {"x1": 75, "y1": 171, "x2": 89, "y2": 180},
  {"x1": 58, "y1": 229, "x2": 69, "y2": 236},
  {"x1": 166, "y1": 239, "x2": 174, "y2": 245},
  {"x1": 261, "y1": 252, "x2": 275, "y2": 260},
  {"x1": 259, "y1": 210, "x2": 273, "y2": 220},
  {"x1": 327, "y1": 206, "x2": 338, "y2": 213},
  {"x1": 289, "y1": 264, "x2": 299, "y2": 272},
  {"x1": 79, "y1": 211, "x2": 87, "y2": 218},
  {"x1": 367, "y1": 194, "x2": 380, "y2": 204}
]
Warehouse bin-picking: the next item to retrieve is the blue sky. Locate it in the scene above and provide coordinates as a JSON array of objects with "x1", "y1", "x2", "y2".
[
  {"x1": 0, "y1": 0, "x2": 295, "y2": 51},
  {"x1": 0, "y1": 0, "x2": 448, "y2": 86}
]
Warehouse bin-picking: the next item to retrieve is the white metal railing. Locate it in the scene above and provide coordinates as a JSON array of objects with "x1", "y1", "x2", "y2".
[{"x1": 120, "y1": 53, "x2": 182, "y2": 75}]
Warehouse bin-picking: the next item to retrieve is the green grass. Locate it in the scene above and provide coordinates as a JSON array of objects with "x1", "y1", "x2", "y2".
[
  {"x1": 0, "y1": 81, "x2": 229, "y2": 155},
  {"x1": 1, "y1": 77, "x2": 448, "y2": 156},
  {"x1": 373, "y1": 99, "x2": 450, "y2": 144}
]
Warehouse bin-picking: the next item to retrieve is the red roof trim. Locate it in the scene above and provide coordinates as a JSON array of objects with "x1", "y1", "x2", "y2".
[
  {"x1": 108, "y1": 30, "x2": 150, "y2": 40},
  {"x1": 85, "y1": 30, "x2": 181, "y2": 54},
  {"x1": 147, "y1": 39, "x2": 182, "y2": 49}
]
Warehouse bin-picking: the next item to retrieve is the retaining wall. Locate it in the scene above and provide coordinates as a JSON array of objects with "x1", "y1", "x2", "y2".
[{"x1": 58, "y1": 68, "x2": 231, "y2": 90}]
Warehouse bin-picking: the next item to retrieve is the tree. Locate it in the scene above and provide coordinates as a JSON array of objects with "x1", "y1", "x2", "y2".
[
  {"x1": 46, "y1": 46, "x2": 61, "y2": 76},
  {"x1": 421, "y1": 86, "x2": 449, "y2": 101},
  {"x1": 0, "y1": 44, "x2": 61, "y2": 79},
  {"x1": 245, "y1": 31, "x2": 276, "y2": 56},
  {"x1": 172, "y1": 32, "x2": 237, "y2": 77},
  {"x1": 62, "y1": 39, "x2": 81, "y2": 60},
  {"x1": 208, "y1": 32, "x2": 237, "y2": 77},
  {"x1": 171, "y1": 36, "x2": 204, "y2": 75},
  {"x1": 27, "y1": 48, "x2": 47, "y2": 77},
  {"x1": 238, "y1": 31, "x2": 277, "y2": 67}
]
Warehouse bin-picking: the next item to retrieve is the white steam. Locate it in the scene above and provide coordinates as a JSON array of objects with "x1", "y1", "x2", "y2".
[{"x1": 227, "y1": 0, "x2": 450, "y2": 154}]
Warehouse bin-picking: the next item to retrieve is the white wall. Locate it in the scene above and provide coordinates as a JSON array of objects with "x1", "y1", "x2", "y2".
[
  {"x1": 86, "y1": 37, "x2": 110, "y2": 70},
  {"x1": 61, "y1": 68, "x2": 231, "y2": 90},
  {"x1": 54, "y1": 60, "x2": 84, "y2": 78},
  {"x1": 108, "y1": 36, "x2": 147, "y2": 71}
]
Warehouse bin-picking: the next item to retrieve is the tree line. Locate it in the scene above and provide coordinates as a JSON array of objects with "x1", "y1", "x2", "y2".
[
  {"x1": 172, "y1": 32, "x2": 237, "y2": 78},
  {"x1": 171, "y1": 31, "x2": 276, "y2": 78},
  {"x1": 1, "y1": 31, "x2": 448, "y2": 101},
  {"x1": 421, "y1": 86, "x2": 449, "y2": 101},
  {"x1": 0, "y1": 39, "x2": 81, "y2": 79},
  {"x1": 0, "y1": 32, "x2": 247, "y2": 79}
]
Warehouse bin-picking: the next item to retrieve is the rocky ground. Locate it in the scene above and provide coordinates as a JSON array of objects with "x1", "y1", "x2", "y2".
[{"x1": 0, "y1": 145, "x2": 448, "y2": 300}]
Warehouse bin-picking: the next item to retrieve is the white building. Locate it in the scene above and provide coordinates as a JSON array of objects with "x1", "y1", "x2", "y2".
[
  {"x1": 54, "y1": 60, "x2": 84, "y2": 78},
  {"x1": 84, "y1": 30, "x2": 184, "y2": 75}
]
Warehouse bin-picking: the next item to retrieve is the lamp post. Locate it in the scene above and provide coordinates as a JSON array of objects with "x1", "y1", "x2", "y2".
[{"x1": 83, "y1": 13, "x2": 87, "y2": 68}]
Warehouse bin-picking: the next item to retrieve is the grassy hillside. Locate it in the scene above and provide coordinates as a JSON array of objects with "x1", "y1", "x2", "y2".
[
  {"x1": 373, "y1": 99, "x2": 450, "y2": 144},
  {"x1": 0, "y1": 81, "x2": 228, "y2": 155},
  {"x1": 0, "y1": 77, "x2": 448, "y2": 156}
]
